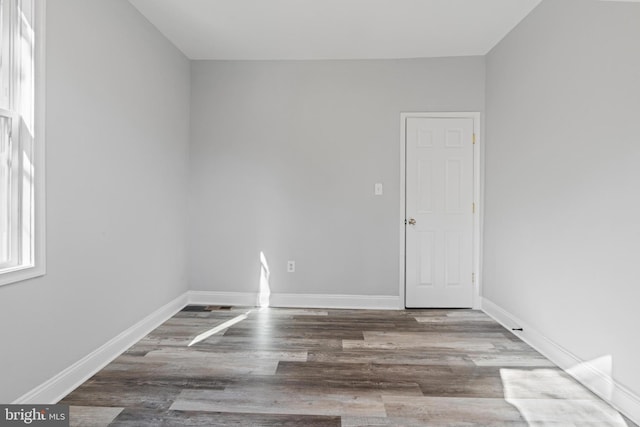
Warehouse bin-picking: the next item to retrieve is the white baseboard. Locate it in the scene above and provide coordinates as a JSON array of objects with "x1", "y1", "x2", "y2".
[
  {"x1": 270, "y1": 293, "x2": 399, "y2": 310},
  {"x1": 482, "y1": 297, "x2": 640, "y2": 425},
  {"x1": 13, "y1": 293, "x2": 188, "y2": 404},
  {"x1": 187, "y1": 290, "x2": 258, "y2": 307},
  {"x1": 187, "y1": 290, "x2": 400, "y2": 310}
]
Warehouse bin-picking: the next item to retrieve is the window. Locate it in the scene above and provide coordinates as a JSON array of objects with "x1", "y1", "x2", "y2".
[{"x1": 0, "y1": 0, "x2": 43, "y2": 286}]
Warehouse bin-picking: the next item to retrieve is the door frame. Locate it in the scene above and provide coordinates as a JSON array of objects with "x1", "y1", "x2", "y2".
[{"x1": 399, "y1": 112, "x2": 483, "y2": 309}]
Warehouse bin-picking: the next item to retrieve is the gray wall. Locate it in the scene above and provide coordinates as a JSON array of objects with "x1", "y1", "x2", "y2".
[
  {"x1": 189, "y1": 58, "x2": 485, "y2": 297},
  {"x1": 0, "y1": 0, "x2": 190, "y2": 402},
  {"x1": 484, "y1": 0, "x2": 640, "y2": 399}
]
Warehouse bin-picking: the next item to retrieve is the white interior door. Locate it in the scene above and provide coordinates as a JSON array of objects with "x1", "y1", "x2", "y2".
[{"x1": 405, "y1": 117, "x2": 474, "y2": 308}]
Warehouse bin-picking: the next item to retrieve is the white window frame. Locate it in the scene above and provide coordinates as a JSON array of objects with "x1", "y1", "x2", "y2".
[{"x1": 0, "y1": 0, "x2": 45, "y2": 287}]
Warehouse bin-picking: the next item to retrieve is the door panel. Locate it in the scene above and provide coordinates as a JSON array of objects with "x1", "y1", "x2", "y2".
[
  {"x1": 418, "y1": 231, "x2": 435, "y2": 286},
  {"x1": 405, "y1": 117, "x2": 474, "y2": 308}
]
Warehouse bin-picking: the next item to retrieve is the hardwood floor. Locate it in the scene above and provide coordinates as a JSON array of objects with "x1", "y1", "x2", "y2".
[{"x1": 61, "y1": 307, "x2": 636, "y2": 426}]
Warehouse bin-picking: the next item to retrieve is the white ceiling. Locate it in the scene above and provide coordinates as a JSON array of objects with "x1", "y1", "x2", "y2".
[{"x1": 128, "y1": 0, "x2": 542, "y2": 60}]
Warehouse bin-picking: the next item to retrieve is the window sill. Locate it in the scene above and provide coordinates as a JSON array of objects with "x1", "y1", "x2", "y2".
[{"x1": 0, "y1": 264, "x2": 45, "y2": 287}]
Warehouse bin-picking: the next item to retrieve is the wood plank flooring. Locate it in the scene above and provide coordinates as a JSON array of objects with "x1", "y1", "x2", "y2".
[{"x1": 60, "y1": 307, "x2": 637, "y2": 426}]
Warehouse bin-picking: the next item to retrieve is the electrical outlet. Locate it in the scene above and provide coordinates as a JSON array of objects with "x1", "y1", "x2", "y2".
[{"x1": 287, "y1": 260, "x2": 295, "y2": 273}]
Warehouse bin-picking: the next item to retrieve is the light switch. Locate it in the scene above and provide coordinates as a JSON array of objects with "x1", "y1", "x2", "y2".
[{"x1": 375, "y1": 183, "x2": 383, "y2": 196}]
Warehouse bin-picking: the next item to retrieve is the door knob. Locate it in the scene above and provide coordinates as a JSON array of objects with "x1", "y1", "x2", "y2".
[{"x1": 408, "y1": 218, "x2": 416, "y2": 225}]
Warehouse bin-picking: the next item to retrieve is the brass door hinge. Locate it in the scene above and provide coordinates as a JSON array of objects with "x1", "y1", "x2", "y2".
[
  {"x1": 472, "y1": 273, "x2": 475, "y2": 284},
  {"x1": 472, "y1": 133, "x2": 476, "y2": 145},
  {"x1": 472, "y1": 202, "x2": 475, "y2": 214}
]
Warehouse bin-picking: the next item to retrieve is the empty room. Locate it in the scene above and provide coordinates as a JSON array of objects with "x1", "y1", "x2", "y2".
[{"x1": 1, "y1": 0, "x2": 639, "y2": 425}]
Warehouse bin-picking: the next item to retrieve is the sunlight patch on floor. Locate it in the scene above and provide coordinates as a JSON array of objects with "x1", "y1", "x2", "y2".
[
  {"x1": 187, "y1": 311, "x2": 252, "y2": 347},
  {"x1": 500, "y1": 368, "x2": 628, "y2": 426}
]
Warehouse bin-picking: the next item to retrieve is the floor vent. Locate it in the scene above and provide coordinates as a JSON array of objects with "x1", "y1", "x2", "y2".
[{"x1": 181, "y1": 305, "x2": 233, "y2": 312}]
